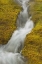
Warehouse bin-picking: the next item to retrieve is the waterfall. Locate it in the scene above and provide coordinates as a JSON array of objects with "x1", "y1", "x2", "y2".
[
  {"x1": 0, "y1": 0, "x2": 34, "y2": 64},
  {"x1": 0, "y1": 0, "x2": 34, "y2": 53},
  {"x1": 0, "y1": 51, "x2": 27, "y2": 64}
]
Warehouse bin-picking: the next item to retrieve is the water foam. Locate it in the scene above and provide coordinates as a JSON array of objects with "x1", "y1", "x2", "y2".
[
  {"x1": 0, "y1": 0, "x2": 34, "y2": 53},
  {"x1": 0, "y1": 0, "x2": 34, "y2": 64}
]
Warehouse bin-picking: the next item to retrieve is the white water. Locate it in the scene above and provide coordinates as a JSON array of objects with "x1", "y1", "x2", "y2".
[
  {"x1": 0, "y1": 0, "x2": 34, "y2": 53},
  {"x1": 0, "y1": 0, "x2": 34, "y2": 64},
  {"x1": 0, "y1": 51, "x2": 27, "y2": 64}
]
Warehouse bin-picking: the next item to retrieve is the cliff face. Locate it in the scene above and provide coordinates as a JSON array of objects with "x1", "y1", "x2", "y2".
[
  {"x1": 0, "y1": 0, "x2": 21, "y2": 44},
  {"x1": 22, "y1": 0, "x2": 42, "y2": 64}
]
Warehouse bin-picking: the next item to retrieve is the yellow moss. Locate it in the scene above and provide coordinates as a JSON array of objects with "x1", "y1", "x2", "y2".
[
  {"x1": 34, "y1": 0, "x2": 42, "y2": 2},
  {"x1": 0, "y1": 0, "x2": 21, "y2": 44},
  {"x1": 22, "y1": 0, "x2": 42, "y2": 64},
  {"x1": 0, "y1": 0, "x2": 42, "y2": 64},
  {"x1": 29, "y1": 2, "x2": 42, "y2": 23}
]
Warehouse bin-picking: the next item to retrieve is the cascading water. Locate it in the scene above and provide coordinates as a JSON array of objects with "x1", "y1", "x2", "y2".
[
  {"x1": 0, "y1": 0, "x2": 34, "y2": 64},
  {"x1": 0, "y1": 0, "x2": 34, "y2": 53},
  {"x1": 0, "y1": 51, "x2": 27, "y2": 64}
]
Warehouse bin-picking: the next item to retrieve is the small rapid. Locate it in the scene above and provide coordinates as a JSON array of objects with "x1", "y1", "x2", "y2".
[
  {"x1": 0, "y1": 0, "x2": 34, "y2": 53},
  {"x1": 0, "y1": 0, "x2": 34, "y2": 64}
]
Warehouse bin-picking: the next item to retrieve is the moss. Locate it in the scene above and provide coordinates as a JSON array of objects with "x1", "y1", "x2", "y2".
[
  {"x1": 22, "y1": 1, "x2": 42, "y2": 64},
  {"x1": 0, "y1": 0, "x2": 42, "y2": 64},
  {"x1": 0, "y1": 0, "x2": 21, "y2": 44}
]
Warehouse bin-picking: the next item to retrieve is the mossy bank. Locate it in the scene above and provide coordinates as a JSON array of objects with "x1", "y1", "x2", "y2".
[
  {"x1": 22, "y1": 0, "x2": 42, "y2": 64},
  {"x1": 0, "y1": 0, "x2": 21, "y2": 44}
]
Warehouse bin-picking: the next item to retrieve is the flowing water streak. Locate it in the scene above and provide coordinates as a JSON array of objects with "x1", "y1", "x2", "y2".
[
  {"x1": 0, "y1": 0, "x2": 34, "y2": 64},
  {"x1": 0, "y1": 0, "x2": 34, "y2": 53},
  {"x1": 0, "y1": 51, "x2": 27, "y2": 64}
]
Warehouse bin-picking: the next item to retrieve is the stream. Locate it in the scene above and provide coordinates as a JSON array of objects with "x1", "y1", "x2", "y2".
[{"x1": 0, "y1": 0, "x2": 34, "y2": 64}]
